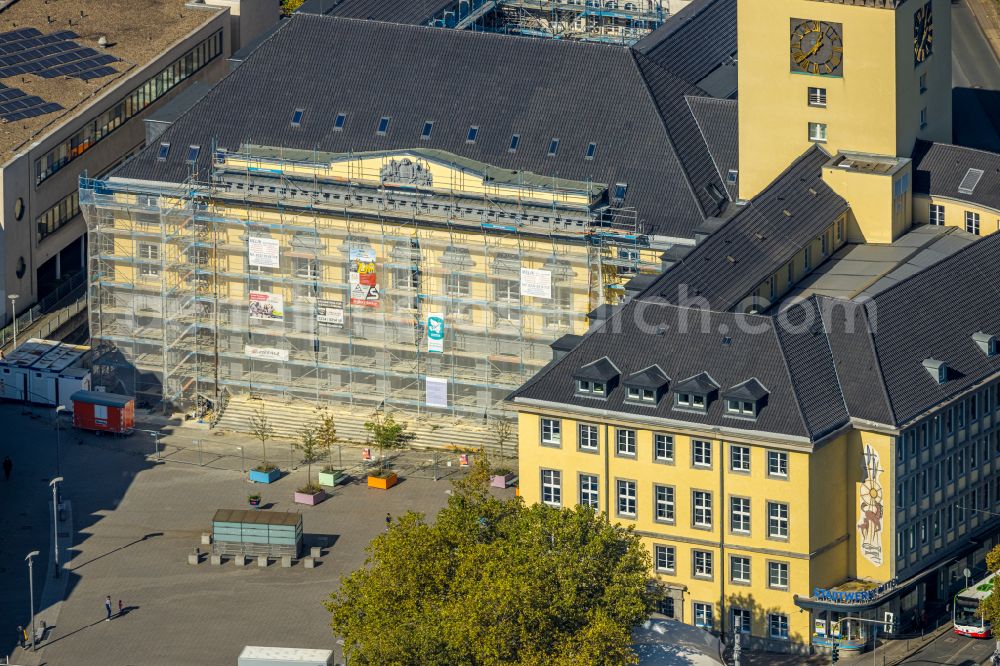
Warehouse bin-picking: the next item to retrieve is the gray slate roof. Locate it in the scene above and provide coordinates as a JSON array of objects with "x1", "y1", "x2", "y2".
[
  {"x1": 296, "y1": 0, "x2": 452, "y2": 24},
  {"x1": 912, "y1": 141, "x2": 1000, "y2": 213},
  {"x1": 685, "y1": 96, "x2": 738, "y2": 198},
  {"x1": 114, "y1": 13, "x2": 730, "y2": 240},
  {"x1": 640, "y1": 146, "x2": 849, "y2": 311}
]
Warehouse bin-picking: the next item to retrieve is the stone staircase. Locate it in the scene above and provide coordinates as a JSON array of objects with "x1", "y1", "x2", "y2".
[{"x1": 213, "y1": 395, "x2": 517, "y2": 459}]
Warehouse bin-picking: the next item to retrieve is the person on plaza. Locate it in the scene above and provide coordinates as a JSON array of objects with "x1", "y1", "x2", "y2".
[
  {"x1": 118, "y1": 599, "x2": 124, "y2": 617},
  {"x1": 3, "y1": 455, "x2": 11, "y2": 481},
  {"x1": 17, "y1": 625, "x2": 25, "y2": 649},
  {"x1": 104, "y1": 595, "x2": 113, "y2": 621},
  {"x1": 385, "y1": 512, "x2": 391, "y2": 532}
]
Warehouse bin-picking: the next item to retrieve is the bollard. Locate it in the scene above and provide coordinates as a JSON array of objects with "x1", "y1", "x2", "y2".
[
  {"x1": 304, "y1": 556, "x2": 316, "y2": 569},
  {"x1": 201, "y1": 533, "x2": 211, "y2": 546},
  {"x1": 211, "y1": 554, "x2": 222, "y2": 566},
  {"x1": 281, "y1": 555, "x2": 292, "y2": 568},
  {"x1": 235, "y1": 554, "x2": 247, "y2": 567},
  {"x1": 188, "y1": 552, "x2": 200, "y2": 565},
  {"x1": 257, "y1": 555, "x2": 268, "y2": 568},
  {"x1": 310, "y1": 546, "x2": 322, "y2": 558}
]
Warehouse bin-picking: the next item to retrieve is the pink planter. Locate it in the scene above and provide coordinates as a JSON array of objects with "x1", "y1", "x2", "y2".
[
  {"x1": 293, "y1": 489, "x2": 327, "y2": 506},
  {"x1": 490, "y1": 473, "x2": 515, "y2": 488}
]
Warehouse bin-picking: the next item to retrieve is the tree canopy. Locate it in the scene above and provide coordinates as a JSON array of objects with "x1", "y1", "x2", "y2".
[
  {"x1": 326, "y1": 457, "x2": 659, "y2": 665},
  {"x1": 978, "y1": 544, "x2": 1000, "y2": 622}
]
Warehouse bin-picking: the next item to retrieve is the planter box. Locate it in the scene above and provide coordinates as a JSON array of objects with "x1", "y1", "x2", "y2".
[
  {"x1": 249, "y1": 468, "x2": 280, "y2": 484},
  {"x1": 490, "y1": 473, "x2": 515, "y2": 488},
  {"x1": 318, "y1": 469, "x2": 347, "y2": 487},
  {"x1": 294, "y1": 489, "x2": 327, "y2": 506},
  {"x1": 367, "y1": 472, "x2": 398, "y2": 490}
]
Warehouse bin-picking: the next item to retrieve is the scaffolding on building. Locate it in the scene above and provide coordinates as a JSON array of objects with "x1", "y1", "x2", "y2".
[{"x1": 79, "y1": 144, "x2": 654, "y2": 429}]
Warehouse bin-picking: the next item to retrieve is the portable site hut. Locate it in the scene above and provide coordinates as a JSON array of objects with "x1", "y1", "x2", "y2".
[
  {"x1": 212, "y1": 509, "x2": 303, "y2": 558},
  {"x1": 70, "y1": 390, "x2": 135, "y2": 434}
]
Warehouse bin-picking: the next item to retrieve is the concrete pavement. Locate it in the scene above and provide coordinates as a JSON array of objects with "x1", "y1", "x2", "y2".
[{"x1": 953, "y1": 0, "x2": 1000, "y2": 151}]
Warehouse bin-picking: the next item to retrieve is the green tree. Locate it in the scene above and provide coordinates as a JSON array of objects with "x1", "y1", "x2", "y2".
[
  {"x1": 488, "y1": 414, "x2": 515, "y2": 473},
  {"x1": 293, "y1": 424, "x2": 329, "y2": 492},
  {"x1": 363, "y1": 410, "x2": 407, "y2": 473},
  {"x1": 978, "y1": 544, "x2": 1000, "y2": 622},
  {"x1": 280, "y1": 0, "x2": 305, "y2": 16},
  {"x1": 248, "y1": 404, "x2": 275, "y2": 472},
  {"x1": 326, "y1": 455, "x2": 659, "y2": 665},
  {"x1": 314, "y1": 408, "x2": 339, "y2": 469}
]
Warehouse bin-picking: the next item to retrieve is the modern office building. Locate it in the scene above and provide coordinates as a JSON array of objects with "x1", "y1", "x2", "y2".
[
  {"x1": 0, "y1": 0, "x2": 276, "y2": 331},
  {"x1": 513, "y1": 0, "x2": 1000, "y2": 655}
]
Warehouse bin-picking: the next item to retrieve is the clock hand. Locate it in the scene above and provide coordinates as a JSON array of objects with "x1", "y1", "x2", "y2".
[{"x1": 807, "y1": 36, "x2": 824, "y2": 58}]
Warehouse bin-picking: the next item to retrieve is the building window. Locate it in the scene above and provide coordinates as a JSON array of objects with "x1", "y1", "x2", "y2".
[
  {"x1": 627, "y1": 386, "x2": 657, "y2": 403},
  {"x1": 808, "y1": 122, "x2": 828, "y2": 143},
  {"x1": 654, "y1": 434, "x2": 674, "y2": 462},
  {"x1": 767, "y1": 451, "x2": 788, "y2": 478},
  {"x1": 693, "y1": 440, "x2": 712, "y2": 467},
  {"x1": 919, "y1": 72, "x2": 927, "y2": 93},
  {"x1": 377, "y1": 116, "x2": 390, "y2": 135},
  {"x1": 616, "y1": 429, "x2": 636, "y2": 456},
  {"x1": 655, "y1": 545, "x2": 675, "y2": 573},
  {"x1": 694, "y1": 602, "x2": 713, "y2": 629},
  {"x1": 293, "y1": 257, "x2": 319, "y2": 280},
  {"x1": 578, "y1": 424, "x2": 598, "y2": 452},
  {"x1": 659, "y1": 597, "x2": 675, "y2": 618},
  {"x1": 730, "y1": 497, "x2": 751, "y2": 534},
  {"x1": 138, "y1": 242, "x2": 160, "y2": 278},
  {"x1": 726, "y1": 399, "x2": 756, "y2": 417},
  {"x1": 36, "y1": 190, "x2": 81, "y2": 242},
  {"x1": 655, "y1": 485, "x2": 675, "y2": 523},
  {"x1": 445, "y1": 272, "x2": 470, "y2": 297},
  {"x1": 807, "y1": 87, "x2": 827, "y2": 107},
  {"x1": 617, "y1": 479, "x2": 637, "y2": 518},
  {"x1": 769, "y1": 614, "x2": 790, "y2": 640},
  {"x1": 920, "y1": 107, "x2": 928, "y2": 129},
  {"x1": 693, "y1": 490, "x2": 713, "y2": 528},
  {"x1": 693, "y1": 551, "x2": 713, "y2": 579},
  {"x1": 540, "y1": 418, "x2": 561, "y2": 446},
  {"x1": 966, "y1": 211, "x2": 981, "y2": 235},
  {"x1": 768, "y1": 561, "x2": 789, "y2": 589},
  {"x1": 541, "y1": 469, "x2": 561, "y2": 506},
  {"x1": 730, "y1": 444, "x2": 750, "y2": 472},
  {"x1": 576, "y1": 380, "x2": 606, "y2": 397},
  {"x1": 579, "y1": 473, "x2": 599, "y2": 509},
  {"x1": 34, "y1": 30, "x2": 224, "y2": 185},
  {"x1": 929, "y1": 203, "x2": 945, "y2": 225},
  {"x1": 730, "y1": 556, "x2": 751, "y2": 584},
  {"x1": 733, "y1": 608, "x2": 752, "y2": 634},
  {"x1": 768, "y1": 502, "x2": 789, "y2": 539}
]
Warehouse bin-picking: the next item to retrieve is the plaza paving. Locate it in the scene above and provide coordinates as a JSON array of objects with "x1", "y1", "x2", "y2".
[{"x1": 0, "y1": 403, "x2": 506, "y2": 665}]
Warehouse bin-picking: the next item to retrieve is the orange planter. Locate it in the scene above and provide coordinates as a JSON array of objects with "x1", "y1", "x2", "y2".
[{"x1": 367, "y1": 472, "x2": 398, "y2": 490}]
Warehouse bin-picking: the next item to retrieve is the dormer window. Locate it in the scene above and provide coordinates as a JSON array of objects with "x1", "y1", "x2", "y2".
[
  {"x1": 577, "y1": 379, "x2": 606, "y2": 396},
  {"x1": 974, "y1": 332, "x2": 997, "y2": 357},
  {"x1": 726, "y1": 400, "x2": 757, "y2": 416},
  {"x1": 673, "y1": 372, "x2": 719, "y2": 413},
  {"x1": 573, "y1": 357, "x2": 620, "y2": 399},
  {"x1": 624, "y1": 365, "x2": 668, "y2": 405},
  {"x1": 722, "y1": 378, "x2": 769, "y2": 420},
  {"x1": 923, "y1": 358, "x2": 948, "y2": 384}
]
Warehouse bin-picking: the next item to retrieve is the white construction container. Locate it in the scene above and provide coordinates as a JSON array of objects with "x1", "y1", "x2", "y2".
[{"x1": 237, "y1": 646, "x2": 333, "y2": 666}]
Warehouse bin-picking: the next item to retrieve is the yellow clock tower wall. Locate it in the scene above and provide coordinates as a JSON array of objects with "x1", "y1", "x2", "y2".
[{"x1": 738, "y1": 0, "x2": 952, "y2": 201}]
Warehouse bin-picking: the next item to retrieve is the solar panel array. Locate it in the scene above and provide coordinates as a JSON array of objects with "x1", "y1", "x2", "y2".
[
  {"x1": 0, "y1": 27, "x2": 119, "y2": 81},
  {"x1": 0, "y1": 84, "x2": 62, "y2": 121}
]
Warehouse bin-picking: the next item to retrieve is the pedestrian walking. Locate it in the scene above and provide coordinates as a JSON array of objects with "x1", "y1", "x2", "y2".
[
  {"x1": 385, "y1": 512, "x2": 391, "y2": 532},
  {"x1": 118, "y1": 599, "x2": 124, "y2": 617},
  {"x1": 17, "y1": 625, "x2": 25, "y2": 649},
  {"x1": 104, "y1": 595, "x2": 113, "y2": 621},
  {"x1": 3, "y1": 455, "x2": 11, "y2": 481}
]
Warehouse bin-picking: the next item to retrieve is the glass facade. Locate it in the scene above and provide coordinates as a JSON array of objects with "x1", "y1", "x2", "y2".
[{"x1": 36, "y1": 190, "x2": 80, "y2": 241}]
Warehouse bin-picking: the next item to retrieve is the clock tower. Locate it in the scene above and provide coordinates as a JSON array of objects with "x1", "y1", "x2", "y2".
[{"x1": 737, "y1": 0, "x2": 951, "y2": 201}]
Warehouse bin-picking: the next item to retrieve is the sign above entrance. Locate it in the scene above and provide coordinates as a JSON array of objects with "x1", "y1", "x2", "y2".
[{"x1": 812, "y1": 578, "x2": 897, "y2": 605}]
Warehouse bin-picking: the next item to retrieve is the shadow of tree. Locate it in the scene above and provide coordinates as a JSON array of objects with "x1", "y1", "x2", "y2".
[{"x1": 724, "y1": 592, "x2": 809, "y2": 657}]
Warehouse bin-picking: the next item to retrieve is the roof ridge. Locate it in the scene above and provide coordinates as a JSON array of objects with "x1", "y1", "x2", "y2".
[
  {"x1": 684, "y1": 94, "x2": 727, "y2": 192},
  {"x1": 920, "y1": 139, "x2": 1000, "y2": 160},
  {"x1": 811, "y1": 295, "x2": 857, "y2": 430},
  {"x1": 769, "y1": 313, "x2": 815, "y2": 440}
]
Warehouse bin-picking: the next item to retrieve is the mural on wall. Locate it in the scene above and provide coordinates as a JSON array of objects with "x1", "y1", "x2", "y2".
[{"x1": 858, "y1": 444, "x2": 885, "y2": 566}]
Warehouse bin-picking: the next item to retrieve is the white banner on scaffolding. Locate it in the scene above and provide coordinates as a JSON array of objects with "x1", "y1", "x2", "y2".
[
  {"x1": 245, "y1": 345, "x2": 289, "y2": 362},
  {"x1": 248, "y1": 236, "x2": 280, "y2": 268},
  {"x1": 520, "y1": 267, "x2": 551, "y2": 299},
  {"x1": 426, "y1": 376, "x2": 448, "y2": 408},
  {"x1": 317, "y1": 299, "x2": 344, "y2": 327},
  {"x1": 249, "y1": 291, "x2": 284, "y2": 321},
  {"x1": 426, "y1": 313, "x2": 445, "y2": 353}
]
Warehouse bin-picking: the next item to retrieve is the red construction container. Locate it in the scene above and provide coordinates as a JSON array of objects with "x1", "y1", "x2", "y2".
[{"x1": 70, "y1": 390, "x2": 135, "y2": 434}]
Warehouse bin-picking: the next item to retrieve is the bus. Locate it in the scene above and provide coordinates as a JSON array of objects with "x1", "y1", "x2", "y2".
[{"x1": 954, "y1": 572, "x2": 997, "y2": 638}]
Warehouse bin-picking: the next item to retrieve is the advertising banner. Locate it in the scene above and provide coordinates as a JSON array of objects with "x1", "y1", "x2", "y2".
[
  {"x1": 317, "y1": 299, "x2": 345, "y2": 328},
  {"x1": 249, "y1": 291, "x2": 284, "y2": 321},
  {"x1": 520, "y1": 267, "x2": 552, "y2": 299},
  {"x1": 426, "y1": 376, "x2": 448, "y2": 407},
  {"x1": 427, "y1": 313, "x2": 445, "y2": 353},
  {"x1": 248, "y1": 236, "x2": 280, "y2": 268},
  {"x1": 349, "y1": 248, "x2": 380, "y2": 307},
  {"x1": 245, "y1": 345, "x2": 289, "y2": 362}
]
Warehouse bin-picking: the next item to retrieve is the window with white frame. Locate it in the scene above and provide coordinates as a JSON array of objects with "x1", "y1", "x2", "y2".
[
  {"x1": 576, "y1": 380, "x2": 606, "y2": 396},
  {"x1": 541, "y1": 469, "x2": 561, "y2": 506},
  {"x1": 540, "y1": 419, "x2": 561, "y2": 446},
  {"x1": 655, "y1": 485, "x2": 675, "y2": 522},
  {"x1": 138, "y1": 242, "x2": 160, "y2": 277},
  {"x1": 578, "y1": 424, "x2": 598, "y2": 452},
  {"x1": 693, "y1": 440, "x2": 712, "y2": 467},
  {"x1": 733, "y1": 607, "x2": 752, "y2": 634},
  {"x1": 726, "y1": 399, "x2": 757, "y2": 417},
  {"x1": 693, "y1": 490, "x2": 713, "y2": 528},
  {"x1": 579, "y1": 473, "x2": 599, "y2": 509},
  {"x1": 617, "y1": 428, "x2": 636, "y2": 456},
  {"x1": 807, "y1": 87, "x2": 827, "y2": 107},
  {"x1": 768, "y1": 502, "x2": 789, "y2": 539},
  {"x1": 293, "y1": 256, "x2": 319, "y2": 280},
  {"x1": 929, "y1": 204, "x2": 945, "y2": 225},
  {"x1": 654, "y1": 545, "x2": 675, "y2": 573},
  {"x1": 808, "y1": 122, "x2": 827, "y2": 142},
  {"x1": 617, "y1": 479, "x2": 637, "y2": 517},
  {"x1": 694, "y1": 602, "x2": 713, "y2": 629},
  {"x1": 730, "y1": 556, "x2": 751, "y2": 584},
  {"x1": 626, "y1": 386, "x2": 657, "y2": 403},
  {"x1": 654, "y1": 434, "x2": 674, "y2": 462},
  {"x1": 730, "y1": 497, "x2": 751, "y2": 534},
  {"x1": 767, "y1": 450, "x2": 788, "y2": 478},
  {"x1": 966, "y1": 210, "x2": 981, "y2": 235},
  {"x1": 445, "y1": 272, "x2": 470, "y2": 297},
  {"x1": 730, "y1": 444, "x2": 750, "y2": 472},
  {"x1": 693, "y1": 550, "x2": 713, "y2": 578},
  {"x1": 769, "y1": 613, "x2": 789, "y2": 640},
  {"x1": 392, "y1": 266, "x2": 420, "y2": 290},
  {"x1": 768, "y1": 561, "x2": 789, "y2": 589}
]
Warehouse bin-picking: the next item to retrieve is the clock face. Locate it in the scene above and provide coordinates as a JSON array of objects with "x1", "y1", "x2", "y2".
[
  {"x1": 914, "y1": 1, "x2": 933, "y2": 64},
  {"x1": 790, "y1": 19, "x2": 844, "y2": 77}
]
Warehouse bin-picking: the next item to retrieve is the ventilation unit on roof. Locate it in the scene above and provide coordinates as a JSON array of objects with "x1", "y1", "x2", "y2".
[
  {"x1": 958, "y1": 168, "x2": 985, "y2": 195},
  {"x1": 922, "y1": 358, "x2": 948, "y2": 384},
  {"x1": 973, "y1": 332, "x2": 997, "y2": 357}
]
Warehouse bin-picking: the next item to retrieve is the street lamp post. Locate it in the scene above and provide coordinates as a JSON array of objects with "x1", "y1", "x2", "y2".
[
  {"x1": 236, "y1": 446, "x2": 245, "y2": 477},
  {"x1": 25, "y1": 550, "x2": 39, "y2": 651},
  {"x1": 49, "y1": 477, "x2": 63, "y2": 579},
  {"x1": 54, "y1": 405, "x2": 66, "y2": 478},
  {"x1": 8, "y1": 293, "x2": 19, "y2": 350}
]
